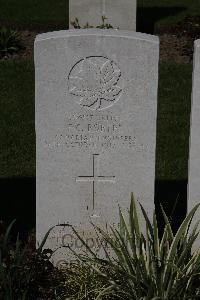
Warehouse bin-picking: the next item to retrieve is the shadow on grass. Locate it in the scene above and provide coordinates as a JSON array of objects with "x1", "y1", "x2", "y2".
[
  {"x1": 0, "y1": 177, "x2": 187, "y2": 241},
  {"x1": 0, "y1": 0, "x2": 69, "y2": 31},
  {"x1": 0, "y1": 177, "x2": 35, "y2": 240},
  {"x1": 155, "y1": 179, "x2": 187, "y2": 237},
  {"x1": 137, "y1": 6, "x2": 187, "y2": 34},
  {"x1": 0, "y1": 20, "x2": 69, "y2": 32}
]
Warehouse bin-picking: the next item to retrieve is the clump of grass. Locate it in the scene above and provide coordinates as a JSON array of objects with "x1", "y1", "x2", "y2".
[
  {"x1": 0, "y1": 27, "x2": 23, "y2": 58},
  {"x1": 59, "y1": 262, "x2": 121, "y2": 300},
  {"x1": 0, "y1": 220, "x2": 31, "y2": 299},
  {"x1": 71, "y1": 16, "x2": 114, "y2": 29},
  {"x1": 0, "y1": 221, "x2": 66, "y2": 299}
]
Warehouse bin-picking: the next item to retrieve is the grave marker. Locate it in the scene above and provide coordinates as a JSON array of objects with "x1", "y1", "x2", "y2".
[
  {"x1": 69, "y1": 0, "x2": 137, "y2": 30},
  {"x1": 188, "y1": 40, "x2": 200, "y2": 245},
  {"x1": 35, "y1": 29, "x2": 159, "y2": 265}
]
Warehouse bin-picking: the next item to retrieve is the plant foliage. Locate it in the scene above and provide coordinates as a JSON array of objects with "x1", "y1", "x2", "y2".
[
  {"x1": 0, "y1": 220, "x2": 31, "y2": 299},
  {"x1": 0, "y1": 27, "x2": 22, "y2": 57},
  {"x1": 71, "y1": 16, "x2": 114, "y2": 29},
  {"x1": 1, "y1": 195, "x2": 200, "y2": 299},
  {"x1": 67, "y1": 194, "x2": 200, "y2": 300},
  {"x1": 0, "y1": 222, "x2": 67, "y2": 299}
]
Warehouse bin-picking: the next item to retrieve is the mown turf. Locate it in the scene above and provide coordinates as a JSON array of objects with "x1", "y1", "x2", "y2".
[
  {"x1": 0, "y1": 59, "x2": 193, "y2": 180},
  {"x1": 156, "y1": 62, "x2": 192, "y2": 180},
  {"x1": 0, "y1": 0, "x2": 69, "y2": 30},
  {"x1": 138, "y1": 0, "x2": 200, "y2": 26},
  {"x1": 0, "y1": 59, "x2": 35, "y2": 178},
  {"x1": 0, "y1": 1, "x2": 199, "y2": 30}
]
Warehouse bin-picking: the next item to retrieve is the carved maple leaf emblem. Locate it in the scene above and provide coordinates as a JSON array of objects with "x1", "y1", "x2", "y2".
[{"x1": 68, "y1": 57, "x2": 122, "y2": 110}]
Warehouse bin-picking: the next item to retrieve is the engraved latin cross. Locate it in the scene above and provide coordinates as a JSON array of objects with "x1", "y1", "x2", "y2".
[{"x1": 76, "y1": 154, "x2": 115, "y2": 209}]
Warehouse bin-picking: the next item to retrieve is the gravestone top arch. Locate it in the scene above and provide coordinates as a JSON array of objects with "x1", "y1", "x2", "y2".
[{"x1": 35, "y1": 29, "x2": 158, "y2": 43}]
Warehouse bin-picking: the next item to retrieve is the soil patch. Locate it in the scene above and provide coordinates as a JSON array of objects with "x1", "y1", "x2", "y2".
[
  {"x1": 158, "y1": 16, "x2": 200, "y2": 62},
  {"x1": 1, "y1": 16, "x2": 200, "y2": 63},
  {"x1": 1, "y1": 30, "x2": 37, "y2": 61},
  {"x1": 159, "y1": 34, "x2": 191, "y2": 63},
  {"x1": 0, "y1": 29, "x2": 190, "y2": 63}
]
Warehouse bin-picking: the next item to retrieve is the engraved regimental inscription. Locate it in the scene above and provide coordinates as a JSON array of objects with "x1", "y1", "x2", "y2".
[
  {"x1": 68, "y1": 56, "x2": 122, "y2": 110},
  {"x1": 49, "y1": 113, "x2": 137, "y2": 151}
]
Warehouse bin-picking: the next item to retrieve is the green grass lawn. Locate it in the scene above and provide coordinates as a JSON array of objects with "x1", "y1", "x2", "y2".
[
  {"x1": 138, "y1": 0, "x2": 200, "y2": 25},
  {"x1": 156, "y1": 62, "x2": 192, "y2": 180},
  {"x1": 0, "y1": 59, "x2": 192, "y2": 180},
  {"x1": 0, "y1": 0, "x2": 69, "y2": 30},
  {"x1": 0, "y1": 0, "x2": 199, "y2": 30},
  {"x1": 0, "y1": 59, "x2": 35, "y2": 178}
]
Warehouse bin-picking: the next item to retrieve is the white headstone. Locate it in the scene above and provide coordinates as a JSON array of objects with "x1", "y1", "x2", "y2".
[
  {"x1": 188, "y1": 40, "x2": 200, "y2": 243},
  {"x1": 69, "y1": 0, "x2": 136, "y2": 31},
  {"x1": 35, "y1": 29, "x2": 159, "y2": 266}
]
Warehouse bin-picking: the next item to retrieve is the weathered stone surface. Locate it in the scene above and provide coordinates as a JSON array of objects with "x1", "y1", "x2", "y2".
[
  {"x1": 35, "y1": 29, "x2": 159, "y2": 266},
  {"x1": 69, "y1": 0, "x2": 136, "y2": 31},
  {"x1": 188, "y1": 40, "x2": 200, "y2": 243}
]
